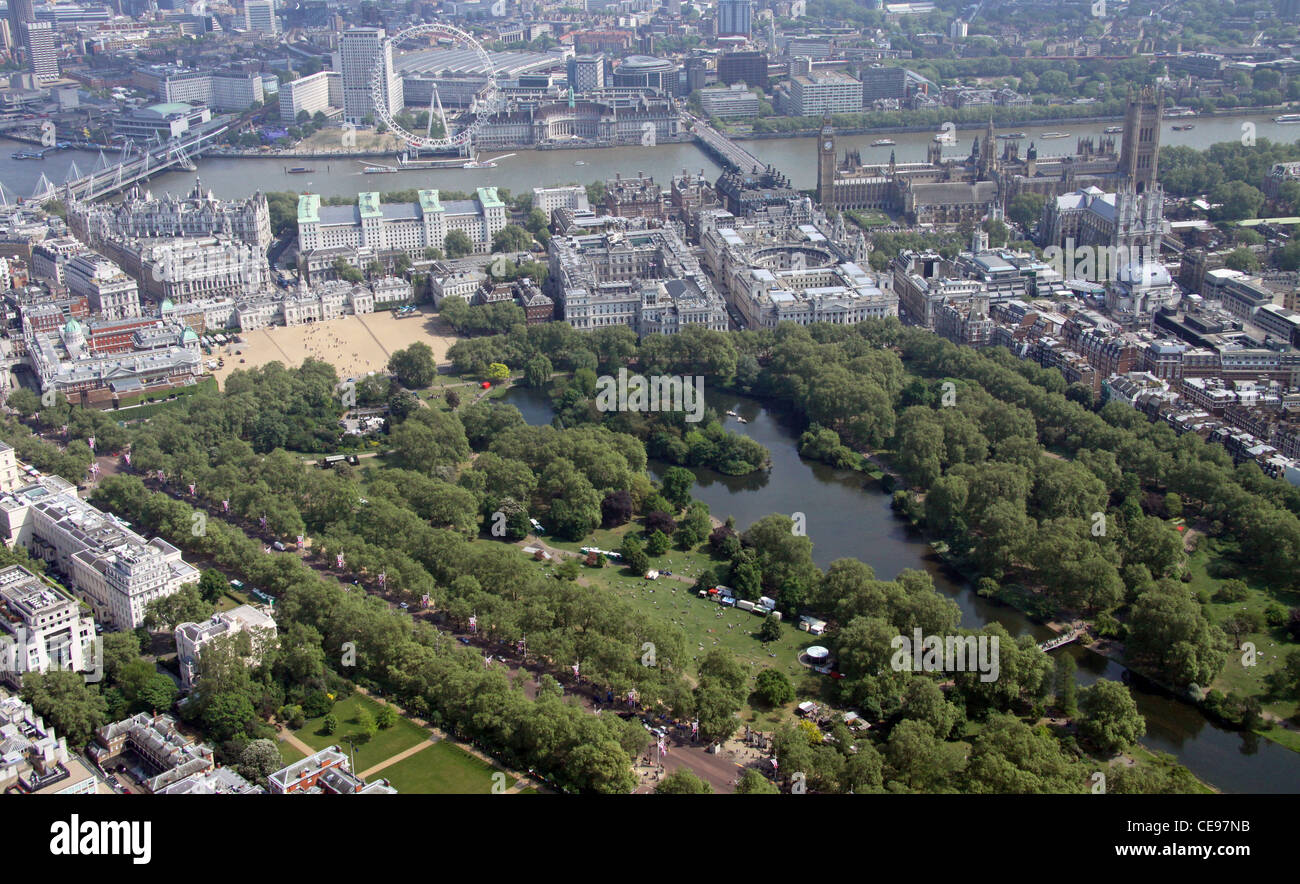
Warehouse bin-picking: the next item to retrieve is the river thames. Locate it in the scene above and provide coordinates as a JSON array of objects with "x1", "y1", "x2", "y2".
[{"x1": 1, "y1": 109, "x2": 1295, "y2": 200}]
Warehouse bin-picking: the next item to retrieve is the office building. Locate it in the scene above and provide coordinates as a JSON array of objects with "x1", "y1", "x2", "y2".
[
  {"x1": 243, "y1": 0, "x2": 278, "y2": 35},
  {"x1": 0, "y1": 693, "x2": 102, "y2": 795},
  {"x1": 174, "y1": 605, "x2": 276, "y2": 690},
  {"x1": 718, "y1": 51, "x2": 768, "y2": 89},
  {"x1": 297, "y1": 188, "x2": 507, "y2": 257},
  {"x1": 70, "y1": 179, "x2": 273, "y2": 251},
  {"x1": 533, "y1": 185, "x2": 590, "y2": 218},
  {"x1": 339, "y1": 27, "x2": 403, "y2": 124},
  {"x1": 698, "y1": 210, "x2": 893, "y2": 329},
  {"x1": 787, "y1": 71, "x2": 863, "y2": 115},
  {"x1": 24, "y1": 20, "x2": 59, "y2": 85},
  {"x1": 699, "y1": 83, "x2": 760, "y2": 118},
  {"x1": 716, "y1": 0, "x2": 753, "y2": 38},
  {"x1": 860, "y1": 65, "x2": 907, "y2": 102},
  {"x1": 7, "y1": 0, "x2": 34, "y2": 34},
  {"x1": 279, "y1": 69, "x2": 342, "y2": 124},
  {"x1": 567, "y1": 54, "x2": 605, "y2": 93},
  {"x1": 64, "y1": 255, "x2": 141, "y2": 320},
  {"x1": 548, "y1": 226, "x2": 729, "y2": 334},
  {"x1": 0, "y1": 564, "x2": 98, "y2": 688},
  {"x1": 611, "y1": 55, "x2": 678, "y2": 94},
  {"x1": 0, "y1": 472, "x2": 200, "y2": 629}
]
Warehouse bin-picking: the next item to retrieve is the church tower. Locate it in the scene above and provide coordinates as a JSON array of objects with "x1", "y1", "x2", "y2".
[
  {"x1": 1118, "y1": 86, "x2": 1163, "y2": 194},
  {"x1": 817, "y1": 115, "x2": 836, "y2": 209}
]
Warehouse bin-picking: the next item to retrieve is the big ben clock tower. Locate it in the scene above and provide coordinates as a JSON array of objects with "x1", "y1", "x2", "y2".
[{"x1": 817, "y1": 115, "x2": 835, "y2": 210}]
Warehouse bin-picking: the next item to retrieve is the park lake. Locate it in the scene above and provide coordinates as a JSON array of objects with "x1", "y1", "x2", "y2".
[{"x1": 503, "y1": 384, "x2": 1300, "y2": 793}]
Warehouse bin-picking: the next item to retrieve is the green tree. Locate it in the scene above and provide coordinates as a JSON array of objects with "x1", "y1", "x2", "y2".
[
  {"x1": 443, "y1": 230, "x2": 474, "y2": 258},
  {"x1": 198, "y1": 568, "x2": 228, "y2": 604},
  {"x1": 354, "y1": 706, "x2": 378, "y2": 741},
  {"x1": 1007, "y1": 192, "x2": 1046, "y2": 229},
  {"x1": 1078, "y1": 679, "x2": 1145, "y2": 755},
  {"x1": 754, "y1": 668, "x2": 795, "y2": 706},
  {"x1": 388, "y1": 342, "x2": 438, "y2": 389},
  {"x1": 524, "y1": 355, "x2": 553, "y2": 388},
  {"x1": 735, "y1": 768, "x2": 780, "y2": 793},
  {"x1": 659, "y1": 466, "x2": 694, "y2": 510},
  {"x1": 21, "y1": 670, "x2": 108, "y2": 746},
  {"x1": 655, "y1": 769, "x2": 712, "y2": 793},
  {"x1": 645, "y1": 529, "x2": 671, "y2": 557},
  {"x1": 333, "y1": 256, "x2": 363, "y2": 283},
  {"x1": 237, "y1": 739, "x2": 283, "y2": 787},
  {"x1": 1054, "y1": 653, "x2": 1078, "y2": 716},
  {"x1": 1223, "y1": 247, "x2": 1261, "y2": 272},
  {"x1": 6, "y1": 387, "x2": 41, "y2": 417},
  {"x1": 621, "y1": 535, "x2": 649, "y2": 576},
  {"x1": 144, "y1": 585, "x2": 214, "y2": 631},
  {"x1": 491, "y1": 224, "x2": 534, "y2": 253}
]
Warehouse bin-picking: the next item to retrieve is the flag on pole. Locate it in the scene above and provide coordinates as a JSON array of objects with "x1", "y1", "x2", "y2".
[
  {"x1": 156, "y1": 470, "x2": 165, "y2": 483},
  {"x1": 264, "y1": 546, "x2": 272, "y2": 554},
  {"x1": 259, "y1": 515, "x2": 267, "y2": 529},
  {"x1": 336, "y1": 553, "x2": 345, "y2": 569},
  {"x1": 484, "y1": 654, "x2": 492, "y2": 668},
  {"x1": 87, "y1": 436, "x2": 95, "y2": 452},
  {"x1": 571, "y1": 662, "x2": 579, "y2": 679},
  {"x1": 188, "y1": 483, "x2": 196, "y2": 496},
  {"x1": 657, "y1": 738, "x2": 666, "y2": 757},
  {"x1": 377, "y1": 571, "x2": 386, "y2": 586},
  {"x1": 222, "y1": 499, "x2": 230, "y2": 513},
  {"x1": 421, "y1": 594, "x2": 431, "y2": 608},
  {"x1": 468, "y1": 614, "x2": 477, "y2": 633},
  {"x1": 296, "y1": 535, "x2": 304, "y2": 549},
  {"x1": 123, "y1": 452, "x2": 130, "y2": 466}
]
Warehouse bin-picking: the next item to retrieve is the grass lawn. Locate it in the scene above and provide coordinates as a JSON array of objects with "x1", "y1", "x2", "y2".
[
  {"x1": 536, "y1": 530, "x2": 818, "y2": 680},
  {"x1": 214, "y1": 589, "x2": 252, "y2": 613},
  {"x1": 292, "y1": 693, "x2": 428, "y2": 772},
  {"x1": 1187, "y1": 540, "x2": 1300, "y2": 730},
  {"x1": 379, "y1": 740, "x2": 515, "y2": 794},
  {"x1": 277, "y1": 739, "x2": 307, "y2": 766}
]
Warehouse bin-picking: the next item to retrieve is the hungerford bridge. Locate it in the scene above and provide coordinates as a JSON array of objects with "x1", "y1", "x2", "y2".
[{"x1": 8, "y1": 125, "x2": 227, "y2": 206}]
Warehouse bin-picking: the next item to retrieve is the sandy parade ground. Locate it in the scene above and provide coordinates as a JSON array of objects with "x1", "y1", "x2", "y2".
[{"x1": 210, "y1": 307, "x2": 460, "y2": 388}]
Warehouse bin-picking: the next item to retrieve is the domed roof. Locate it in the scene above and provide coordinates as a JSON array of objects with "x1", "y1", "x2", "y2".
[
  {"x1": 63, "y1": 317, "x2": 83, "y2": 337},
  {"x1": 160, "y1": 298, "x2": 175, "y2": 312},
  {"x1": 1116, "y1": 261, "x2": 1170, "y2": 287},
  {"x1": 182, "y1": 327, "x2": 199, "y2": 342}
]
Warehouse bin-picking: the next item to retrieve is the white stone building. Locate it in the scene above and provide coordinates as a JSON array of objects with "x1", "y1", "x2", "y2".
[
  {"x1": 0, "y1": 564, "x2": 98, "y2": 688},
  {"x1": 297, "y1": 188, "x2": 507, "y2": 258},
  {"x1": 64, "y1": 255, "x2": 141, "y2": 320},
  {"x1": 338, "y1": 27, "x2": 403, "y2": 125},
  {"x1": 174, "y1": 604, "x2": 276, "y2": 690},
  {"x1": 0, "y1": 472, "x2": 199, "y2": 629}
]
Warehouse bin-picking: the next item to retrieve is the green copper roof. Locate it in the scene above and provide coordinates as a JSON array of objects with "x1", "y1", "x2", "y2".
[
  {"x1": 358, "y1": 191, "x2": 382, "y2": 218},
  {"x1": 418, "y1": 189, "x2": 443, "y2": 213},
  {"x1": 477, "y1": 186, "x2": 504, "y2": 209},
  {"x1": 297, "y1": 193, "x2": 320, "y2": 224}
]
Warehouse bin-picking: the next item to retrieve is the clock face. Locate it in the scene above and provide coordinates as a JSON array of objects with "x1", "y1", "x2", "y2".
[{"x1": 824, "y1": 140, "x2": 833, "y2": 150}]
